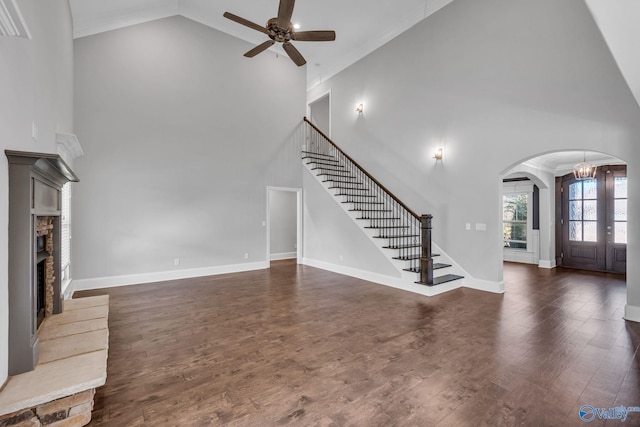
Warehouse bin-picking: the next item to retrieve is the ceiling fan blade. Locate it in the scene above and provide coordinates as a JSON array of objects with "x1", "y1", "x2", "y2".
[
  {"x1": 244, "y1": 40, "x2": 276, "y2": 58},
  {"x1": 223, "y1": 12, "x2": 269, "y2": 35},
  {"x1": 292, "y1": 30, "x2": 336, "y2": 42},
  {"x1": 277, "y1": 0, "x2": 296, "y2": 29},
  {"x1": 282, "y1": 42, "x2": 306, "y2": 66}
]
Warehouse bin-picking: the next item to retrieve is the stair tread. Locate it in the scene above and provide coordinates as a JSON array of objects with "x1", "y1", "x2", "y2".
[
  {"x1": 373, "y1": 234, "x2": 420, "y2": 239},
  {"x1": 302, "y1": 156, "x2": 339, "y2": 163},
  {"x1": 365, "y1": 226, "x2": 409, "y2": 229},
  {"x1": 383, "y1": 243, "x2": 420, "y2": 249},
  {"x1": 311, "y1": 167, "x2": 346, "y2": 172},
  {"x1": 337, "y1": 194, "x2": 377, "y2": 198},
  {"x1": 402, "y1": 263, "x2": 449, "y2": 272},
  {"x1": 387, "y1": 254, "x2": 440, "y2": 261},
  {"x1": 329, "y1": 187, "x2": 369, "y2": 190},
  {"x1": 357, "y1": 217, "x2": 401, "y2": 220},
  {"x1": 350, "y1": 209, "x2": 392, "y2": 212},
  {"x1": 343, "y1": 201, "x2": 385, "y2": 205},
  {"x1": 318, "y1": 173, "x2": 356, "y2": 178},
  {"x1": 415, "y1": 274, "x2": 464, "y2": 286},
  {"x1": 307, "y1": 161, "x2": 345, "y2": 167},
  {"x1": 302, "y1": 151, "x2": 335, "y2": 158}
]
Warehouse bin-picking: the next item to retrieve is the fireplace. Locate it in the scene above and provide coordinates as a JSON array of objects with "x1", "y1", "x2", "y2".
[{"x1": 6, "y1": 151, "x2": 78, "y2": 375}]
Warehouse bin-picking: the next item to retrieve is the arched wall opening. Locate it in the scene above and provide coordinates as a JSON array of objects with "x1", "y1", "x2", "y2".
[{"x1": 499, "y1": 149, "x2": 628, "y2": 276}]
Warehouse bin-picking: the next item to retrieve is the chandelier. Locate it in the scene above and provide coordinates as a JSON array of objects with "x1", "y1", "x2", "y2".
[{"x1": 573, "y1": 153, "x2": 597, "y2": 180}]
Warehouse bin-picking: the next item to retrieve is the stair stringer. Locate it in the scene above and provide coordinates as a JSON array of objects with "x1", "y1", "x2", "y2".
[{"x1": 303, "y1": 161, "x2": 465, "y2": 297}]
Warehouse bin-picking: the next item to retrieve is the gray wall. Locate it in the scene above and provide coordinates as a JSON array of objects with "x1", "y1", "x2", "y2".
[
  {"x1": 268, "y1": 190, "x2": 297, "y2": 258},
  {"x1": 0, "y1": 0, "x2": 74, "y2": 386},
  {"x1": 73, "y1": 16, "x2": 306, "y2": 280},
  {"x1": 303, "y1": 168, "x2": 400, "y2": 277},
  {"x1": 307, "y1": 0, "x2": 639, "y2": 292}
]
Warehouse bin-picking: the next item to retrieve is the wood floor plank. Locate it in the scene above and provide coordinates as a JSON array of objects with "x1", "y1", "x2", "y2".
[{"x1": 75, "y1": 260, "x2": 640, "y2": 426}]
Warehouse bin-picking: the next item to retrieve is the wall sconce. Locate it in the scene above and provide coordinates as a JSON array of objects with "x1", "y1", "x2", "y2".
[
  {"x1": 434, "y1": 147, "x2": 443, "y2": 160},
  {"x1": 356, "y1": 103, "x2": 364, "y2": 114}
]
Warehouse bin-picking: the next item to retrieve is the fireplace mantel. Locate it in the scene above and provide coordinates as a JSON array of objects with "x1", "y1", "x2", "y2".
[{"x1": 5, "y1": 150, "x2": 79, "y2": 376}]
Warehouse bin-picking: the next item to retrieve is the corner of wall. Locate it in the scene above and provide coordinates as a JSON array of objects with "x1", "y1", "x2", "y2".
[{"x1": 624, "y1": 304, "x2": 640, "y2": 323}]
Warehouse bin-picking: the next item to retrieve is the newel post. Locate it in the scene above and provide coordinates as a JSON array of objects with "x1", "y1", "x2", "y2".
[{"x1": 420, "y1": 214, "x2": 434, "y2": 285}]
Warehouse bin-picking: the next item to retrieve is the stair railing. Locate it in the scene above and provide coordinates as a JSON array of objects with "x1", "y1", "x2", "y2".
[{"x1": 303, "y1": 117, "x2": 434, "y2": 284}]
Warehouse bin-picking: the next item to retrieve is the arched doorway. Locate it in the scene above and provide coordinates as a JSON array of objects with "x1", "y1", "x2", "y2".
[{"x1": 501, "y1": 150, "x2": 627, "y2": 274}]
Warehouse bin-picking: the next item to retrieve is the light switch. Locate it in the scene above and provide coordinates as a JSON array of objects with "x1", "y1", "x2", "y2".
[{"x1": 475, "y1": 223, "x2": 487, "y2": 231}]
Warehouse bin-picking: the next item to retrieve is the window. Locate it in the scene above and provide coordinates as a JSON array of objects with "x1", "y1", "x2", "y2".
[
  {"x1": 614, "y1": 177, "x2": 627, "y2": 244},
  {"x1": 568, "y1": 179, "x2": 597, "y2": 242},
  {"x1": 61, "y1": 183, "x2": 71, "y2": 280},
  {"x1": 503, "y1": 193, "x2": 528, "y2": 249}
]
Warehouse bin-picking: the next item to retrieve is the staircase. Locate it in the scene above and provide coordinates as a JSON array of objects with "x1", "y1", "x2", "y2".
[{"x1": 302, "y1": 117, "x2": 464, "y2": 293}]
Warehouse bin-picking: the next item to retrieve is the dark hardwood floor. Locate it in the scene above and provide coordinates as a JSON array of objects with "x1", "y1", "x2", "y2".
[{"x1": 75, "y1": 260, "x2": 640, "y2": 426}]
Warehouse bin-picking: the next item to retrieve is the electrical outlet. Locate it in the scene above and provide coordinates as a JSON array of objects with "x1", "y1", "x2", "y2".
[
  {"x1": 244, "y1": 253, "x2": 249, "y2": 260},
  {"x1": 174, "y1": 258, "x2": 180, "y2": 266},
  {"x1": 466, "y1": 223, "x2": 471, "y2": 230}
]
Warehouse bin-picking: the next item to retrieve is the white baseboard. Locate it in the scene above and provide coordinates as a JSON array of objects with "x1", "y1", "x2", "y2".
[
  {"x1": 624, "y1": 304, "x2": 640, "y2": 323},
  {"x1": 302, "y1": 258, "x2": 464, "y2": 297},
  {"x1": 464, "y1": 277, "x2": 505, "y2": 294},
  {"x1": 69, "y1": 261, "x2": 269, "y2": 295},
  {"x1": 538, "y1": 259, "x2": 557, "y2": 269},
  {"x1": 270, "y1": 252, "x2": 297, "y2": 261},
  {"x1": 61, "y1": 279, "x2": 73, "y2": 300}
]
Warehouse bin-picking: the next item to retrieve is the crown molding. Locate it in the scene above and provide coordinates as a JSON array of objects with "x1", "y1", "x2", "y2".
[{"x1": 0, "y1": 0, "x2": 31, "y2": 38}]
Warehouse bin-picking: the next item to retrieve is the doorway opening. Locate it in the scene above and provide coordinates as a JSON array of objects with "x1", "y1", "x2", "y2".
[
  {"x1": 308, "y1": 91, "x2": 331, "y2": 136},
  {"x1": 500, "y1": 150, "x2": 627, "y2": 275},
  {"x1": 266, "y1": 187, "x2": 302, "y2": 265}
]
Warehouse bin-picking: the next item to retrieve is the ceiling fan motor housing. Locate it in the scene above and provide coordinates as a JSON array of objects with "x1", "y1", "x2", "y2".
[{"x1": 267, "y1": 17, "x2": 293, "y2": 42}]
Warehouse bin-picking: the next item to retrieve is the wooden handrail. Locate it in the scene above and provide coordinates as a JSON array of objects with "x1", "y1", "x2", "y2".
[{"x1": 303, "y1": 117, "x2": 421, "y2": 220}]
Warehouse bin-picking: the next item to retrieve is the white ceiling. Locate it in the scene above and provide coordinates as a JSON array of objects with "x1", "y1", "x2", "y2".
[
  {"x1": 584, "y1": 0, "x2": 640, "y2": 110},
  {"x1": 69, "y1": 0, "x2": 455, "y2": 90}
]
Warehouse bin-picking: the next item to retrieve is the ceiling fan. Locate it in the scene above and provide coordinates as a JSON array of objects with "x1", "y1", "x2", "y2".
[{"x1": 223, "y1": 0, "x2": 336, "y2": 66}]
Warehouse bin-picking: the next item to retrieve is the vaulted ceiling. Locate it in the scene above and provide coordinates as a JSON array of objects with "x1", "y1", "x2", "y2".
[
  {"x1": 68, "y1": 1, "x2": 636, "y2": 171},
  {"x1": 69, "y1": 0, "x2": 455, "y2": 90}
]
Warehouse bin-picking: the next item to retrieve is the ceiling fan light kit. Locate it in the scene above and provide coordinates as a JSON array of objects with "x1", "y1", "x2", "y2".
[{"x1": 224, "y1": 0, "x2": 336, "y2": 66}]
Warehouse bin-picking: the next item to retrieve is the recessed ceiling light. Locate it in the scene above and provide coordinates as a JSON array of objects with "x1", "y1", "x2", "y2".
[{"x1": 293, "y1": 23, "x2": 300, "y2": 29}]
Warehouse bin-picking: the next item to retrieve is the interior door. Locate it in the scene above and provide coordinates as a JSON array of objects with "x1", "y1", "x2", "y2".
[{"x1": 560, "y1": 165, "x2": 627, "y2": 273}]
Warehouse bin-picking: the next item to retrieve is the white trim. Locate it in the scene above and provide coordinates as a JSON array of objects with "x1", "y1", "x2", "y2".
[
  {"x1": 270, "y1": 252, "x2": 297, "y2": 261},
  {"x1": 61, "y1": 278, "x2": 73, "y2": 300},
  {"x1": 69, "y1": 261, "x2": 268, "y2": 294},
  {"x1": 266, "y1": 186, "x2": 303, "y2": 266},
  {"x1": 464, "y1": 277, "x2": 505, "y2": 294},
  {"x1": 538, "y1": 259, "x2": 557, "y2": 269},
  {"x1": 624, "y1": 304, "x2": 640, "y2": 323},
  {"x1": 302, "y1": 257, "x2": 464, "y2": 297},
  {"x1": 56, "y1": 133, "x2": 84, "y2": 159},
  {"x1": 0, "y1": 0, "x2": 31, "y2": 38}
]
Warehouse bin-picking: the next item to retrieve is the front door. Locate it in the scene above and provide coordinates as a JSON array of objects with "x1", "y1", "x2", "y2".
[{"x1": 560, "y1": 165, "x2": 627, "y2": 273}]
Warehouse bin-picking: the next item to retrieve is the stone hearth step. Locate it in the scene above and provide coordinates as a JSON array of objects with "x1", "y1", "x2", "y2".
[{"x1": 0, "y1": 295, "x2": 109, "y2": 426}]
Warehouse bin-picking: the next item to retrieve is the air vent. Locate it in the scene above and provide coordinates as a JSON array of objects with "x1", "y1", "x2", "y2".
[{"x1": 0, "y1": 0, "x2": 31, "y2": 38}]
